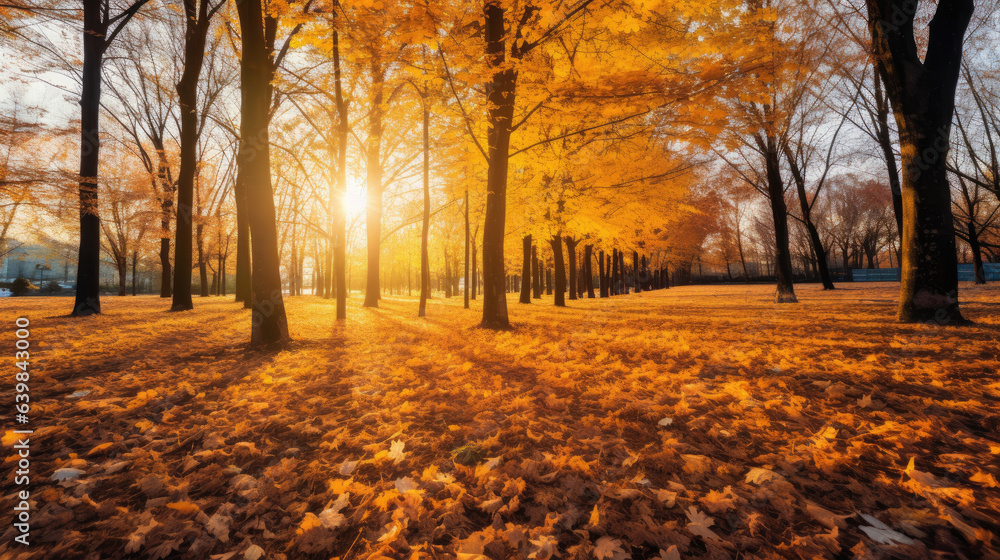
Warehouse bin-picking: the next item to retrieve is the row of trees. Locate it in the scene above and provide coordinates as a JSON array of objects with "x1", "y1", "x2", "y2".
[{"x1": 1, "y1": 0, "x2": 997, "y2": 344}]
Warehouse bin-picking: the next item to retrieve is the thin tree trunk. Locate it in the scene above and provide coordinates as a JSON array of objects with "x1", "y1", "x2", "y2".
[
  {"x1": 519, "y1": 235, "x2": 531, "y2": 304},
  {"x1": 968, "y1": 222, "x2": 986, "y2": 284},
  {"x1": 620, "y1": 250, "x2": 628, "y2": 294},
  {"x1": 633, "y1": 251, "x2": 640, "y2": 293},
  {"x1": 363, "y1": 56, "x2": 385, "y2": 308},
  {"x1": 172, "y1": 0, "x2": 213, "y2": 311},
  {"x1": 234, "y1": 160, "x2": 251, "y2": 306},
  {"x1": 565, "y1": 237, "x2": 577, "y2": 300},
  {"x1": 418, "y1": 98, "x2": 431, "y2": 316},
  {"x1": 598, "y1": 250, "x2": 608, "y2": 297},
  {"x1": 584, "y1": 244, "x2": 594, "y2": 298},
  {"x1": 333, "y1": 22, "x2": 348, "y2": 320},
  {"x1": 783, "y1": 145, "x2": 835, "y2": 290},
  {"x1": 532, "y1": 244, "x2": 541, "y2": 299},
  {"x1": 550, "y1": 235, "x2": 566, "y2": 307},
  {"x1": 132, "y1": 250, "x2": 138, "y2": 295},
  {"x1": 764, "y1": 142, "x2": 797, "y2": 303},
  {"x1": 156, "y1": 148, "x2": 173, "y2": 298},
  {"x1": 444, "y1": 247, "x2": 452, "y2": 298},
  {"x1": 610, "y1": 249, "x2": 618, "y2": 295},
  {"x1": 873, "y1": 67, "x2": 904, "y2": 241},
  {"x1": 464, "y1": 189, "x2": 470, "y2": 309},
  {"x1": 471, "y1": 237, "x2": 478, "y2": 300},
  {"x1": 198, "y1": 228, "x2": 209, "y2": 297}
]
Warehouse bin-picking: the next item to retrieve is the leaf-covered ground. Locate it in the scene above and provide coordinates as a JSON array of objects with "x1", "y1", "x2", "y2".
[{"x1": 2, "y1": 283, "x2": 1000, "y2": 560}]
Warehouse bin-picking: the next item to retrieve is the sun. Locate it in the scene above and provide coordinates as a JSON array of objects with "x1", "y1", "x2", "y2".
[{"x1": 343, "y1": 185, "x2": 366, "y2": 218}]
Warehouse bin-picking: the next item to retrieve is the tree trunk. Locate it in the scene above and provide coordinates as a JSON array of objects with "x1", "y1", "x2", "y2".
[
  {"x1": 479, "y1": 2, "x2": 516, "y2": 329},
  {"x1": 172, "y1": 0, "x2": 211, "y2": 311},
  {"x1": 783, "y1": 145, "x2": 835, "y2": 290},
  {"x1": 532, "y1": 245, "x2": 541, "y2": 299},
  {"x1": 444, "y1": 248, "x2": 452, "y2": 298},
  {"x1": 234, "y1": 160, "x2": 251, "y2": 307},
  {"x1": 598, "y1": 250, "x2": 608, "y2": 297},
  {"x1": 565, "y1": 237, "x2": 577, "y2": 300},
  {"x1": 632, "y1": 251, "x2": 640, "y2": 293},
  {"x1": 73, "y1": 0, "x2": 106, "y2": 317},
  {"x1": 610, "y1": 249, "x2": 618, "y2": 295},
  {"x1": 764, "y1": 142, "x2": 797, "y2": 303},
  {"x1": 117, "y1": 257, "x2": 127, "y2": 296},
  {"x1": 418, "y1": 98, "x2": 431, "y2": 317},
  {"x1": 216, "y1": 228, "x2": 224, "y2": 295},
  {"x1": 132, "y1": 250, "x2": 138, "y2": 295},
  {"x1": 198, "y1": 228, "x2": 209, "y2": 297},
  {"x1": 873, "y1": 67, "x2": 905, "y2": 242},
  {"x1": 968, "y1": 221, "x2": 986, "y2": 284},
  {"x1": 464, "y1": 189, "x2": 470, "y2": 309},
  {"x1": 237, "y1": 0, "x2": 289, "y2": 346},
  {"x1": 333, "y1": 24, "x2": 348, "y2": 320},
  {"x1": 867, "y1": 0, "x2": 971, "y2": 323},
  {"x1": 550, "y1": 235, "x2": 566, "y2": 307},
  {"x1": 584, "y1": 244, "x2": 595, "y2": 298},
  {"x1": 471, "y1": 237, "x2": 478, "y2": 300},
  {"x1": 156, "y1": 148, "x2": 173, "y2": 298},
  {"x1": 620, "y1": 250, "x2": 629, "y2": 294},
  {"x1": 363, "y1": 56, "x2": 385, "y2": 308},
  {"x1": 520, "y1": 235, "x2": 532, "y2": 304}
]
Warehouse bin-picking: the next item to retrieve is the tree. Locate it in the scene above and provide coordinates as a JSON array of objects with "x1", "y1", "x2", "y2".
[
  {"x1": 171, "y1": 0, "x2": 226, "y2": 311},
  {"x1": 98, "y1": 145, "x2": 153, "y2": 296},
  {"x1": 476, "y1": 0, "x2": 602, "y2": 328},
  {"x1": 716, "y1": 0, "x2": 823, "y2": 303},
  {"x1": 0, "y1": 92, "x2": 48, "y2": 267},
  {"x1": 782, "y1": 100, "x2": 849, "y2": 290},
  {"x1": 950, "y1": 66, "x2": 1000, "y2": 284},
  {"x1": 72, "y1": 0, "x2": 151, "y2": 316},
  {"x1": 818, "y1": 2, "x2": 905, "y2": 244},
  {"x1": 235, "y1": 0, "x2": 290, "y2": 345},
  {"x1": 550, "y1": 234, "x2": 566, "y2": 307},
  {"x1": 105, "y1": 15, "x2": 179, "y2": 299},
  {"x1": 866, "y1": 0, "x2": 973, "y2": 323}
]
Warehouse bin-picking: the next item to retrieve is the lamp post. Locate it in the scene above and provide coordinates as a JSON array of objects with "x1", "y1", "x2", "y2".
[{"x1": 36, "y1": 263, "x2": 51, "y2": 289}]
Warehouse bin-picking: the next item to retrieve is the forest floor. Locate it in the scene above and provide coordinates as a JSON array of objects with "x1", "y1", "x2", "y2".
[{"x1": 2, "y1": 283, "x2": 1000, "y2": 560}]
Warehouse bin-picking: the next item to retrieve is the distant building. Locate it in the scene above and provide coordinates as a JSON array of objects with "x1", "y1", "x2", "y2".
[{"x1": 1, "y1": 240, "x2": 76, "y2": 284}]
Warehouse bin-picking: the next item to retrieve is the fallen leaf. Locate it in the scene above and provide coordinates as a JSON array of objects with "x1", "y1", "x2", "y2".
[
  {"x1": 243, "y1": 544, "x2": 265, "y2": 560},
  {"x1": 685, "y1": 506, "x2": 723, "y2": 542},
  {"x1": 859, "y1": 514, "x2": 916, "y2": 545},
  {"x1": 593, "y1": 536, "x2": 626, "y2": 559},
  {"x1": 388, "y1": 440, "x2": 406, "y2": 464}
]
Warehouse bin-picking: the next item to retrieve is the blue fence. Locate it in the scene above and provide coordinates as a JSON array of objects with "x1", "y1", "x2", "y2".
[
  {"x1": 852, "y1": 264, "x2": 1000, "y2": 282},
  {"x1": 852, "y1": 268, "x2": 901, "y2": 282},
  {"x1": 957, "y1": 263, "x2": 1000, "y2": 281}
]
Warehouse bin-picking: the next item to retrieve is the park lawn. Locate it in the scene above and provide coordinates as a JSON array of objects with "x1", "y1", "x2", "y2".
[{"x1": 2, "y1": 283, "x2": 999, "y2": 560}]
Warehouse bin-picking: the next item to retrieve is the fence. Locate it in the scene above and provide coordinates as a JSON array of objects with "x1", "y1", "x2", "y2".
[
  {"x1": 957, "y1": 263, "x2": 1000, "y2": 281},
  {"x1": 851, "y1": 268, "x2": 901, "y2": 282},
  {"x1": 852, "y1": 264, "x2": 1000, "y2": 282}
]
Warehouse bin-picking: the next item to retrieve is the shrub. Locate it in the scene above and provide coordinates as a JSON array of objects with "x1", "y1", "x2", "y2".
[
  {"x1": 44, "y1": 281, "x2": 63, "y2": 293},
  {"x1": 11, "y1": 277, "x2": 32, "y2": 296}
]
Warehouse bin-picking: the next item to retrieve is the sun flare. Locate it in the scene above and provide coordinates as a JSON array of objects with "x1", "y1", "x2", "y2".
[{"x1": 343, "y1": 185, "x2": 366, "y2": 218}]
